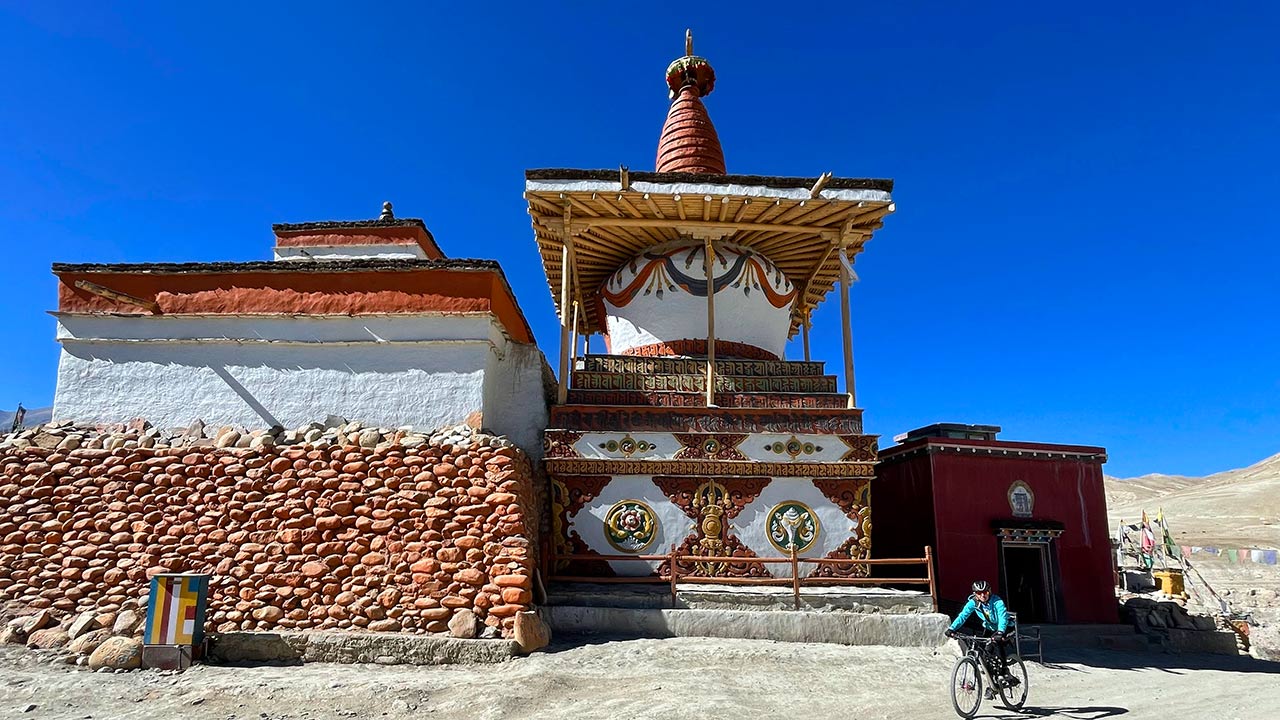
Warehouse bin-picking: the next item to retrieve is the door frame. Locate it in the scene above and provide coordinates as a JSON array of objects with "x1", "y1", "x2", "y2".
[{"x1": 994, "y1": 524, "x2": 1066, "y2": 624}]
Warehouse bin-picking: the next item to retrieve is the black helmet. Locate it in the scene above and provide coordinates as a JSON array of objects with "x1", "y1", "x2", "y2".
[{"x1": 972, "y1": 580, "x2": 991, "y2": 593}]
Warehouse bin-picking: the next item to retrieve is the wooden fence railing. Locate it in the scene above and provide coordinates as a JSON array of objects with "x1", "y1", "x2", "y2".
[{"x1": 550, "y1": 545, "x2": 937, "y2": 611}]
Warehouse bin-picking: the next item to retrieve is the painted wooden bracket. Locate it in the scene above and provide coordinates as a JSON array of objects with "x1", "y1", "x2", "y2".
[{"x1": 73, "y1": 280, "x2": 160, "y2": 314}]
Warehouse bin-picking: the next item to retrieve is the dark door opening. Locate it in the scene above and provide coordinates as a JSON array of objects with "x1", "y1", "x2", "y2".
[{"x1": 1002, "y1": 544, "x2": 1056, "y2": 623}]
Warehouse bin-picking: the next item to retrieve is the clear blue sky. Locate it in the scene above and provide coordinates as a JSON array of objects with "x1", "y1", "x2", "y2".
[{"x1": 1, "y1": 2, "x2": 1277, "y2": 478}]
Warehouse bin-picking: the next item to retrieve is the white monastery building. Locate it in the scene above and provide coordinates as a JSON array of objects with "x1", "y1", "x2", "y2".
[{"x1": 50, "y1": 204, "x2": 552, "y2": 456}]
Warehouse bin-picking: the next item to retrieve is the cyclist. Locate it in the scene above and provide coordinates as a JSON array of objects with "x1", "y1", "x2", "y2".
[{"x1": 944, "y1": 580, "x2": 1018, "y2": 691}]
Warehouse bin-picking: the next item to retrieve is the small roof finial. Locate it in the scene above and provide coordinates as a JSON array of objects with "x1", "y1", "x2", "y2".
[
  {"x1": 665, "y1": 30, "x2": 715, "y2": 99},
  {"x1": 380, "y1": 201, "x2": 394, "y2": 221}
]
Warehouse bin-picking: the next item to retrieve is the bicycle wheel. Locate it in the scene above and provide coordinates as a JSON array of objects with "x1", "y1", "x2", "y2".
[
  {"x1": 949, "y1": 655, "x2": 983, "y2": 718},
  {"x1": 999, "y1": 655, "x2": 1029, "y2": 710}
]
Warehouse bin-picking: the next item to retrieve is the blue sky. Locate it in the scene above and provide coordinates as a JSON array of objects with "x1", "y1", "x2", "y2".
[{"x1": 1, "y1": 2, "x2": 1276, "y2": 477}]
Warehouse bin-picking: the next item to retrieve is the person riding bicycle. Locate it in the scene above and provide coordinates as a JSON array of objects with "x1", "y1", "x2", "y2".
[{"x1": 944, "y1": 580, "x2": 1018, "y2": 689}]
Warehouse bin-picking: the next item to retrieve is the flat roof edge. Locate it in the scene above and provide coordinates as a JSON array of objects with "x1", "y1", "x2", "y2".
[{"x1": 525, "y1": 168, "x2": 894, "y2": 192}]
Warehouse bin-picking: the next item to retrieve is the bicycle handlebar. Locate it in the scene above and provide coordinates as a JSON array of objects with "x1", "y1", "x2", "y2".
[{"x1": 949, "y1": 633, "x2": 1000, "y2": 644}]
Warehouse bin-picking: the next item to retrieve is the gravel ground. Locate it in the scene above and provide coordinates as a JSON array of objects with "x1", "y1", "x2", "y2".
[{"x1": 3, "y1": 637, "x2": 1279, "y2": 720}]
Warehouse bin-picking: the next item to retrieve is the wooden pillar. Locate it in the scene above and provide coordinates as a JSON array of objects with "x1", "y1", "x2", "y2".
[
  {"x1": 801, "y1": 313, "x2": 811, "y2": 362},
  {"x1": 839, "y1": 247, "x2": 856, "y2": 407},
  {"x1": 704, "y1": 237, "x2": 717, "y2": 407},
  {"x1": 569, "y1": 300, "x2": 580, "y2": 364},
  {"x1": 557, "y1": 241, "x2": 573, "y2": 404}
]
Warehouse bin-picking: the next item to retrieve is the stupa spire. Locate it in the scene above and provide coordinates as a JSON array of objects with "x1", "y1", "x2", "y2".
[{"x1": 655, "y1": 29, "x2": 726, "y2": 175}]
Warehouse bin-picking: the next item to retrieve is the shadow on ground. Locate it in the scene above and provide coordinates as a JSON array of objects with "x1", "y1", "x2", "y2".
[
  {"x1": 976, "y1": 706, "x2": 1128, "y2": 719},
  {"x1": 1040, "y1": 647, "x2": 1280, "y2": 675}
]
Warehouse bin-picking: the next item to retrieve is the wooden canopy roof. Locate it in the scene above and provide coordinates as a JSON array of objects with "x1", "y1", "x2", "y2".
[{"x1": 525, "y1": 168, "x2": 895, "y2": 337}]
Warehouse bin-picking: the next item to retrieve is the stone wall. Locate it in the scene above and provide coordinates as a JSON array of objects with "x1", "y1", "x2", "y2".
[{"x1": 0, "y1": 424, "x2": 541, "y2": 639}]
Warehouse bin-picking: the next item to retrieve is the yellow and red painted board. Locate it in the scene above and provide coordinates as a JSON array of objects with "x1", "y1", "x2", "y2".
[{"x1": 143, "y1": 574, "x2": 210, "y2": 646}]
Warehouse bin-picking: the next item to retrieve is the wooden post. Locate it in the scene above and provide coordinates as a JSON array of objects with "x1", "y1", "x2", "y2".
[
  {"x1": 669, "y1": 544, "x2": 679, "y2": 609},
  {"x1": 790, "y1": 546, "x2": 801, "y2": 610},
  {"x1": 925, "y1": 545, "x2": 937, "y2": 612},
  {"x1": 557, "y1": 239, "x2": 573, "y2": 404},
  {"x1": 704, "y1": 236, "x2": 717, "y2": 407},
  {"x1": 838, "y1": 247, "x2": 856, "y2": 407},
  {"x1": 569, "y1": 300, "x2": 580, "y2": 364},
  {"x1": 801, "y1": 313, "x2": 811, "y2": 362}
]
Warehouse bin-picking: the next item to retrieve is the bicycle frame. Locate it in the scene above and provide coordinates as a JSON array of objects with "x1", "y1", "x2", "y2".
[{"x1": 952, "y1": 633, "x2": 1004, "y2": 682}]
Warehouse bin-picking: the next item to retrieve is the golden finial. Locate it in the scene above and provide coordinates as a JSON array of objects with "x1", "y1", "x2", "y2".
[
  {"x1": 379, "y1": 201, "x2": 394, "y2": 221},
  {"x1": 686, "y1": 28, "x2": 693, "y2": 56}
]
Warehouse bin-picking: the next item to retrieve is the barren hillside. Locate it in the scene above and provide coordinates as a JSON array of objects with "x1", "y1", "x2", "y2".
[{"x1": 1106, "y1": 452, "x2": 1280, "y2": 548}]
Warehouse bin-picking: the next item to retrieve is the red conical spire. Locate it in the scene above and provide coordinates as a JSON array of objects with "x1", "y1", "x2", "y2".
[{"x1": 655, "y1": 31, "x2": 726, "y2": 175}]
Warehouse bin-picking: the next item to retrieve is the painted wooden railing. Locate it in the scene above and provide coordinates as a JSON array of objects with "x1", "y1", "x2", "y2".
[{"x1": 550, "y1": 545, "x2": 937, "y2": 611}]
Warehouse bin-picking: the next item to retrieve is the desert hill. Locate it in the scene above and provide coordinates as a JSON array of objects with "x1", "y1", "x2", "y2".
[{"x1": 1106, "y1": 451, "x2": 1280, "y2": 548}]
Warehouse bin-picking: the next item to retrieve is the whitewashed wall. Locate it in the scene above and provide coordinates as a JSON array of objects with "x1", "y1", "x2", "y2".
[
  {"x1": 483, "y1": 335, "x2": 552, "y2": 459},
  {"x1": 52, "y1": 314, "x2": 549, "y2": 457},
  {"x1": 602, "y1": 241, "x2": 795, "y2": 358},
  {"x1": 273, "y1": 244, "x2": 427, "y2": 261}
]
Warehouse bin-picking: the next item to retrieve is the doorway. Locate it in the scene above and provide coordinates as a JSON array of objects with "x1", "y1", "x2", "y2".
[{"x1": 1000, "y1": 543, "x2": 1059, "y2": 623}]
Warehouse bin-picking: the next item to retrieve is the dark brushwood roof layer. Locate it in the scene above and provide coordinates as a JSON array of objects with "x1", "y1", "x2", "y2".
[
  {"x1": 526, "y1": 168, "x2": 893, "y2": 192},
  {"x1": 272, "y1": 218, "x2": 431, "y2": 235},
  {"x1": 52, "y1": 258, "x2": 497, "y2": 275}
]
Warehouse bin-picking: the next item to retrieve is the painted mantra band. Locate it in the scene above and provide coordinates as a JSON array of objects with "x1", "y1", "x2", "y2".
[
  {"x1": 579, "y1": 355, "x2": 827, "y2": 377},
  {"x1": 547, "y1": 407, "x2": 865, "y2": 434},
  {"x1": 543, "y1": 458, "x2": 877, "y2": 477},
  {"x1": 571, "y1": 371, "x2": 839, "y2": 394}
]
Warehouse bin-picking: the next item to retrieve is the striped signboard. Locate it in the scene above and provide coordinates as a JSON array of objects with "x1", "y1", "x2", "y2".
[{"x1": 144, "y1": 574, "x2": 210, "y2": 647}]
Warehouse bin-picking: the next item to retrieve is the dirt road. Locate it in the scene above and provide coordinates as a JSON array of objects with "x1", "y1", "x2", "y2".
[{"x1": 4, "y1": 637, "x2": 1278, "y2": 720}]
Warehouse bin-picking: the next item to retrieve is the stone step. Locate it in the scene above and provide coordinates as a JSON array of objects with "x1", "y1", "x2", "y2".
[
  {"x1": 565, "y1": 389, "x2": 850, "y2": 409},
  {"x1": 571, "y1": 371, "x2": 839, "y2": 394},
  {"x1": 1096, "y1": 634, "x2": 1161, "y2": 652},
  {"x1": 1027, "y1": 623, "x2": 1141, "y2": 641},
  {"x1": 548, "y1": 405, "x2": 865, "y2": 434},
  {"x1": 580, "y1": 355, "x2": 827, "y2": 377},
  {"x1": 547, "y1": 582, "x2": 933, "y2": 614},
  {"x1": 545, "y1": 605, "x2": 948, "y2": 647}
]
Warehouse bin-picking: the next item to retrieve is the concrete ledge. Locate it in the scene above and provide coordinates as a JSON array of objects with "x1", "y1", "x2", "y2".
[
  {"x1": 546, "y1": 606, "x2": 948, "y2": 647},
  {"x1": 208, "y1": 631, "x2": 519, "y2": 665},
  {"x1": 547, "y1": 582, "x2": 933, "y2": 614}
]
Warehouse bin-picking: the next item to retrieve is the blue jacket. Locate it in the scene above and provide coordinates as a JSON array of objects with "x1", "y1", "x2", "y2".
[{"x1": 949, "y1": 593, "x2": 1010, "y2": 633}]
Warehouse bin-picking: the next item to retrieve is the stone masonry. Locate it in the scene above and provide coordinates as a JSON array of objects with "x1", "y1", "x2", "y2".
[{"x1": 0, "y1": 422, "x2": 541, "y2": 639}]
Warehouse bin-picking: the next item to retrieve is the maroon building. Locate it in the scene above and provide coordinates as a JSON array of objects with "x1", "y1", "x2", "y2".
[{"x1": 875, "y1": 424, "x2": 1117, "y2": 624}]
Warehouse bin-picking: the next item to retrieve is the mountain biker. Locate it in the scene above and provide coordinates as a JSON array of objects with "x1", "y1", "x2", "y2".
[{"x1": 944, "y1": 580, "x2": 1018, "y2": 689}]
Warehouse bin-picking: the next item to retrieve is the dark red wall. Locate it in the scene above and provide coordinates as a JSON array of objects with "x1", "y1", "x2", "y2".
[
  {"x1": 870, "y1": 452, "x2": 936, "y2": 577},
  {"x1": 877, "y1": 440, "x2": 1117, "y2": 624}
]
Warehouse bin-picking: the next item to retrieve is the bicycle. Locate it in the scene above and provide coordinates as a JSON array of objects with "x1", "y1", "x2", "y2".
[{"x1": 948, "y1": 632, "x2": 1029, "y2": 718}]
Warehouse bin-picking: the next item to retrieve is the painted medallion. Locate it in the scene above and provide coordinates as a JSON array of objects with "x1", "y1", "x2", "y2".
[
  {"x1": 767, "y1": 501, "x2": 820, "y2": 553},
  {"x1": 604, "y1": 500, "x2": 659, "y2": 553}
]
